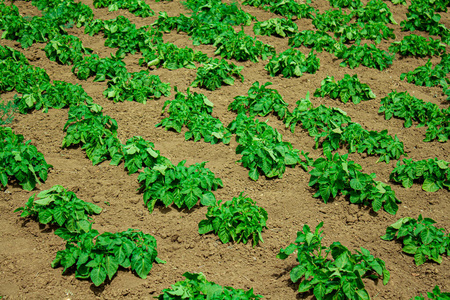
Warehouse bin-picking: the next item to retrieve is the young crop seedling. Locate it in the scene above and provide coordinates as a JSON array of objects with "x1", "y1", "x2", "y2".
[
  {"x1": 71, "y1": 54, "x2": 127, "y2": 82},
  {"x1": 352, "y1": 0, "x2": 397, "y2": 24},
  {"x1": 228, "y1": 113, "x2": 311, "y2": 180},
  {"x1": 265, "y1": 48, "x2": 320, "y2": 78},
  {"x1": 156, "y1": 88, "x2": 231, "y2": 144},
  {"x1": 140, "y1": 43, "x2": 208, "y2": 70},
  {"x1": 214, "y1": 30, "x2": 276, "y2": 62},
  {"x1": 62, "y1": 104, "x2": 123, "y2": 166},
  {"x1": 198, "y1": 192, "x2": 268, "y2": 247},
  {"x1": 0, "y1": 127, "x2": 52, "y2": 191},
  {"x1": 379, "y1": 90, "x2": 450, "y2": 142},
  {"x1": 138, "y1": 160, "x2": 223, "y2": 213},
  {"x1": 277, "y1": 222, "x2": 390, "y2": 299},
  {"x1": 157, "y1": 272, "x2": 263, "y2": 299},
  {"x1": 191, "y1": 58, "x2": 244, "y2": 91},
  {"x1": 44, "y1": 34, "x2": 93, "y2": 65},
  {"x1": 390, "y1": 158, "x2": 450, "y2": 192},
  {"x1": 312, "y1": 9, "x2": 353, "y2": 32},
  {"x1": 410, "y1": 286, "x2": 450, "y2": 300},
  {"x1": 400, "y1": 59, "x2": 450, "y2": 89},
  {"x1": 314, "y1": 74, "x2": 376, "y2": 104},
  {"x1": 381, "y1": 215, "x2": 450, "y2": 265},
  {"x1": 104, "y1": 71, "x2": 171, "y2": 103},
  {"x1": 334, "y1": 21, "x2": 396, "y2": 44},
  {"x1": 309, "y1": 152, "x2": 401, "y2": 214},
  {"x1": 288, "y1": 30, "x2": 338, "y2": 53},
  {"x1": 401, "y1": 3, "x2": 449, "y2": 38},
  {"x1": 229, "y1": 81, "x2": 289, "y2": 120},
  {"x1": 335, "y1": 43, "x2": 394, "y2": 70},
  {"x1": 122, "y1": 136, "x2": 167, "y2": 174},
  {"x1": 52, "y1": 228, "x2": 165, "y2": 286},
  {"x1": 253, "y1": 18, "x2": 298, "y2": 38},
  {"x1": 389, "y1": 35, "x2": 445, "y2": 57},
  {"x1": 93, "y1": 0, "x2": 155, "y2": 17},
  {"x1": 14, "y1": 185, "x2": 102, "y2": 233}
]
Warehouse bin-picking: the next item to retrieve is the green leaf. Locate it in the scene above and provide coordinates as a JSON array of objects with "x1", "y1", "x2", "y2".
[
  {"x1": 422, "y1": 178, "x2": 440, "y2": 192},
  {"x1": 90, "y1": 266, "x2": 107, "y2": 286}
]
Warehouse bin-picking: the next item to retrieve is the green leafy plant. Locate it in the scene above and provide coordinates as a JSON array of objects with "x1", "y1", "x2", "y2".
[
  {"x1": 401, "y1": 3, "x2": 449, "y2": 38},
  {"x1": 62, "y1": 104, "x2": 123, "y2": 166},
  {"x1": 411, "y1": 286, "x2": 450, "y2": 300},
  {"x1": 14, "y1": 81, "x2": 94, "y2": 114},
  {"x1": 198, "y1": 192, "x2": 268, "y2": 247},
  {"x1": 267, "y1": 0, "x2": 317, "y2": 19},
  {"x1": 157, "y1": 272, "x2": 263, "y2": 299},
  {"x1": 228, "y1": 113, "x2": 310, "y2": 180},
  {"x1": 389, "y1": 35, "x2": 445, "y2": 57},
  {"x1": 104, "y1": 71, "x2": 171, "y2": 103},
  {"x1": 334, "y1": 21, "x2": 396, "y2": 44},
  {"x1": 0, "y1": 99, "x2": 17, "y2": 125},
  {"x1": 277, "y1": 222, "x2": 390, "y2": 299},
  {"x1": 140, "y1": 43, "x2": 208, "y2": 70},
  {"x1": 379, "y1": 90, "x2": 450, "y2": 142},
  {"x1": 390, "y1": 158, "x2": 450, "y2": 192},
  {"x1": 329, "y1": 0, "x2": 362, "y2": 9},
  {"x1": 187, "y1": 0, "x2": 255, "y2": 26},
  {"x1": 156, "y1": 88, "x2": 231, "y2": 144},
  {"x1": 214, "y1": 30, "x2": 276, "y2": 62},
  {"x1": 381, "y1": 215, "x2": 450, "y2": 265},
  {"x1": 191, "y1": 58, "x2": 244, "y2": 91},
  {"x1": 93, "y1": 0, "x2": 155, "y2": 17},
  {"x1": 0, "y1": 44, "x2": 29, "y2": 64},
  {"x1": 288, "y1": 30, "x2": 338, "y2": 53},
  {"x1": 229, "y1": 81, "x2": 289, "y2": 120},
  {"x1": 309, "y1": 152, "x2": 401, "y2": 214},
  {"x1": 122, "y1": 136, "x2": 167, "y2": 174},
  {"x1": 44, "y1": 34, "x2": 93, "y2": 65},
  {"x1": 265, "y1": 48, "x2": 320, "y2": 78},
  {"x1": 253, "y1": 18, "x2": 298, "y2": 38},
  {"x1": 137, "y1": 160, "x2": 222, "y2": 213},
  {"x1": 314, "y1": 74, "x2": 376, "y2": 104},
  {"x1": 400, "y1": 59, "x2": 450, "y2": 88},
  {"x1": 312, "y1": 9, "x2": 353, "y2": 32},
  {"x1": 52, "y1": 228, "x2": 165, "y2": 286},
  {"x1": 71, "y1": 54, "x2": 127, "y2": 82},
  {"x1": 14, "y1": 185, "x2": 102, "y2": 233},
  {"x1": 352, "y1": 0, "x2": 397, "y2": 24},
  {"x1": 335, "y1": 43, "x2": 394, "y2": 70},
  {"x1": 0, "y1": 127, "x2": 52, "y2": 191}
]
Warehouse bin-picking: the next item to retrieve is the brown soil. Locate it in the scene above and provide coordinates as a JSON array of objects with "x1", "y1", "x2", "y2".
[{"x1": 1, "y1": 0, "x2": 449, "y2": 299}]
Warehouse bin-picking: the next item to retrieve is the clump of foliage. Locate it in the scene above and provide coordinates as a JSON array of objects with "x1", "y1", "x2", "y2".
[
  {"x1": 191, "y1": 58, "x2": 244, "y2": 91},
  {"x1": 0, "y1": 99, "x2": 17, "y2": 125},
  {"x1": 44, "y1": 34, "x2": 93, "y2": 65},
  {"x1": 156, "y1": 88, "x2": 231, "y2": 144},
  {"x1": 390, "y1": 158, "x2": 449, "y2": 192},
  {"x1": 15, "y1": 81, "x2": 94, "y2": 114},
  {"x1": 140, "y1": 43, "x2": 208, "y2": 70},
  {"x1": 312, "y1": 9, "x2": 353, "y2": 32},
  {"x1": 288, "y1": 30, "x2": 338, "y2": 53},
  {"x1": 389, "y1": 35, "x2": 446, "y2": 57},
  {"x1": 329, "y1": 0, "x2": 362, "y2": 9},
  {"x1": 14, "y1": 185, "x2": 102, "y2": 233},
  {"x1": 137, "y1": 160, "x2": 222, "y2": 213},
  {"x1": 229, "y1": 81, "x2": 289, "y2": 120},
  {"x1": 198, "y1": 192, "x2": 268, "y2": 247},
  {"x1": 334, "y1": 21, "x2": 396, "y2": 44},
  {"x1": 157, "y1": 272, "x2": 263, "y2": 299},
  {"x1": 214, "y1": 30, "x2": 276, "y2": 62},
  {"x1": 184, "y1": 0, "x2": 255, "y2": 26},
  {"x1": 277, "y1": 222, "x2": 390, "y2": 298},
  {"x1": 243, "y1": 0, "x2": 316, "y2": 19},
  {"x1": 379, "y1": 90, "x2": 450, "y2": 142},
  {"x1": 93, "y1": 0, "x2": 155, "y2": 17},
  {"x1": 352, "y1": 0, "x2": 397, "y2": 24},
  {"x1": 253, "y1": 18, "x2": 298, "y2": 38},
  {"x1": 104, "y1": 71, "x2": 171, "y2": 103},
  {"x1": 314, "y1": 74, "x2": 376, "y2": 104},
  {"x1": 62, "y1": 104, "x2": 123, "y2": 165},
  {"x1": 411, "y1": 286, "x2": 450, "y2": 300},
  {"x1": 335, "y1": 43, "x2": 394, "y2": 70},
  {"x1": 400, "y1": 59, "x2": 450, "y2": 89},
  {"x1": 400, "y1": 3, "x2": 449, "y2": 38},
  {"x1": 0, "y1": 127, "x2": 52, "y2": 191},
  {"x1": 265, "y1": 48, "x2": 320, "y2": 78},
  {"x1": 228, "y1": 113, "x2": 310, "y2": 180},
  {"x1": 309, "y1": 152, "x2": 401, "y2": 214},
  {"x1": 52, "y1": 228, "x2": 165, "y2": 286},
  {"x1": 71, "y1": 54, "x2": 127, "y2": 82},
  {"x1": 122, "y1": 136, "x2": 166, "y2": 174},
  {"x1": 381, "y1": 215, "x2": 450, "y2": 265}
]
